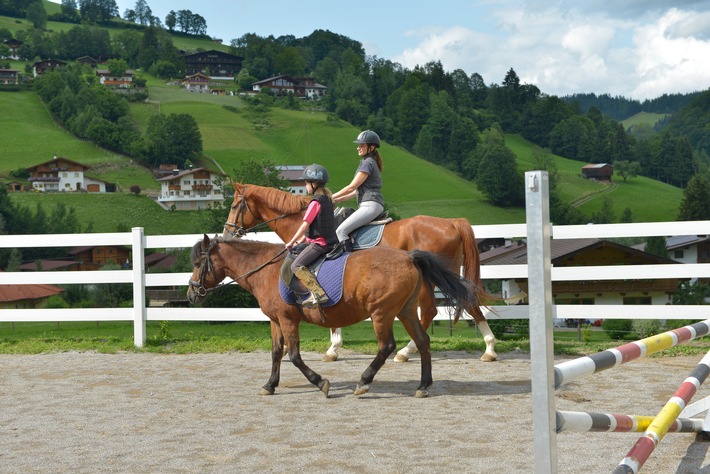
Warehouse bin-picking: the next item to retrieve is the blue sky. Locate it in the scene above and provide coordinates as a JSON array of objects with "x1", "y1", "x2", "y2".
[{"x1": 53, "y1": 0, "x2": 710, "y2": 100}]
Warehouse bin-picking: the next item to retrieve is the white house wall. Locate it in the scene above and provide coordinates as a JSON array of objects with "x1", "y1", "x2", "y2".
[
  {"x1": 158, "y1": 173, "x2": 224, "y2": 210},
  {"x1": 499, "y1": 279, "x2": 671, "y2": 307}
]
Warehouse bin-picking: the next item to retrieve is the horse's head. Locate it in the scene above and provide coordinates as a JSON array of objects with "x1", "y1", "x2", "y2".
[
  {"x1": 187, "y1": 234, "x2": 227, "y2": 305},
  {"x1": 223, "y1": 181, "x2": 259, "y2": 238},
  {"x1": 223, "y1": 181, "x2": 311, "y2": 238}
]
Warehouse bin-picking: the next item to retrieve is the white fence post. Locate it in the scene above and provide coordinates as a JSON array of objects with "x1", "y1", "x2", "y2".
[
  {"x1": 526, "y1": 171, "x2": 557, "y2": 473},
  {"x1": 132, "y1": 227, "x2": 147, "y2": 347}
]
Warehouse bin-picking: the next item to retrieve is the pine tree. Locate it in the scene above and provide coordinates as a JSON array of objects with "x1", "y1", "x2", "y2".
[{"x1": 678, "y1": 173, "x2": 710, "y2": 220}]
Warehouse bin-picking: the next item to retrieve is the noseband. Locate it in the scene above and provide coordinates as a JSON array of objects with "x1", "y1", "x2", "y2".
[
  {"x1": 188, "y1": 239, "x2": 225, "y2": 297},
  {"x1": 223, "y1": 191, "x2": 256, "y2": 238}
]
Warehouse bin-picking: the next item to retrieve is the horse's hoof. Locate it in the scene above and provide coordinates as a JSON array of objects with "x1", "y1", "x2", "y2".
[
  {"x1": 319, "y1": 379, "x2": 330, "y2": 398},
  {"x1": 414, "y1": 389, "x2": 429, "y2": 398},
  {"x1": 353, "y1": 384, "x2": 370, "y2": 396},
  {"x1": 322, "y1": 352, "x2": 338, "y2": 362},
  {"x1": 393, "y1": 353, "x2": 409, "y2": 363},
  {"x1": 259, "y1": 387, "x2": 275, "y2": 396},
  {"x1": 480, "y1": 352, "x2": 498, "y2": 362}
]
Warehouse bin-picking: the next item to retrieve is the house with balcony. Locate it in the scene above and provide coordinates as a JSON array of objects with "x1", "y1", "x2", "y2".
[
  {"x1": 32, "y1": 59, "x2": 67, "y2": 77},
  {"x1": 182, "y1": 73, "x2": 211, "y2": 93},
  {"x1": 2, "y1": 38, "x2": 22, "y2": 59},
  {"x1": 157, "y1": 167, "x2": 224, "y2": 210},
  {"x1": 96, "y1": 68, "x2": 134, "y2": 88},
  {"x1": 182, "y1": 50, "x2": 243, "y2": 78},
  {"x1": 275, "y1": 165, "x2": 308, "y2": 194},
  {"x1": 26, "y1": 156, "x2": 114, "y2": 192},
  {"x1": 0, "y1": 68, "x2": 20, "y2": 84},
  {"x1": 67, "y1": 245, "x2": 131, "y2": 270},
  {"x1": 251, "y1": 75, "x2": 327, "y2": 99},
  {"x1": 481, "y1": 238, "x2": 684, "y2": 315}
]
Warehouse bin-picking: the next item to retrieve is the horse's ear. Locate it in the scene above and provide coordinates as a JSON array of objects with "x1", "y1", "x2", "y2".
[{"x1": 202, "y1": 234, "x2": 210, "y2": 247}]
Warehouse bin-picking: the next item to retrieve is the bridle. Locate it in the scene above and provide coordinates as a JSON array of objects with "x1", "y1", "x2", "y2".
[
  {"x1": 223, "y1": 187, "x2": 297, "y2": 238},
  {"x1": 188, "y1": 237, "x2": 287, "y2": 297}
]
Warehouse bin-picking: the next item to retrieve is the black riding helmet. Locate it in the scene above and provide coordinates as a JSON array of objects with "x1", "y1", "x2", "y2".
[
  {"x1": 353, "y1": 130, "x2": 381, "y2": 148},
  {"x1": 301, "y1": 163, "x2": 329, "y2": 185}
]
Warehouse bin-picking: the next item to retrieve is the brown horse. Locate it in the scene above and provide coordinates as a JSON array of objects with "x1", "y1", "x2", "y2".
[
  {"x1": 186, "y1": 235, "x2": 475, "y2": 398},
  {"x1": 223, "y1": 182, "x2": 497, "y2": 363}
]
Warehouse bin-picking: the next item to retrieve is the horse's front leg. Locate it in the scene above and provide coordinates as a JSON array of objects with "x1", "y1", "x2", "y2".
[
  {"x1": 285, "y1": 330, "x2": 330, "y2": 397},
  {"x1": 354, "y1": 323, "x2": 396, "y2": 396},
  {"x1": 323, "y1": 327, "x2": 342, "y2": 362},
  {"x1": 260, "y1": 322, "x2": 284, "y2": 395}
]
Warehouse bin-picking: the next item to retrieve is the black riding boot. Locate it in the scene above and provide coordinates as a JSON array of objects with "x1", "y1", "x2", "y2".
[{"x1": 326, "y1": 239, "x2": 353, "y2": 259}]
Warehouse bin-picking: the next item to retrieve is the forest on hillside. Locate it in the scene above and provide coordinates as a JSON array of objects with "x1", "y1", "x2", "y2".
[{"x1": 2, "y1": 0, "x2": 710, "y2": 224}]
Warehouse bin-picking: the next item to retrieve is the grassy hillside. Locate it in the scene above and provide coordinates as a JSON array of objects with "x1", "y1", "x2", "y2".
[
  {"x1": 8, "y1": 192, "x2": 214, "y2": 234},
  {"x1": 2, "y1": 3, "x2": 230, "y2": 54},
  {"x1": 621, "y1": 112, "x2": 668, "y2": 130},
  {"x1": 1, "y1": 82, "x2": 683, "y2": 232},
  {"x1": 0, "y1": 9, "x2": 683, "y2": 232}
]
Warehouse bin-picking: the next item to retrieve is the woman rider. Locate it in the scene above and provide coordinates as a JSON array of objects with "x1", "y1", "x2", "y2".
[{"x1": 331, "y1": 130, "x2": 384, "y2": 253}]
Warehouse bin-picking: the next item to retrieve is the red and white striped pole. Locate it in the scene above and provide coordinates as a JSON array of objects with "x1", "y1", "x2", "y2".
[{"x1": 613, "y1": 349, "x2": 710, "y2": 474}]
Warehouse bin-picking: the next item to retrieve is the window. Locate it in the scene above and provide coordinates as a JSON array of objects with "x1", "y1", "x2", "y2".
[{"x1": 674, "y1": 250, "x2": 684, "y2": 259}]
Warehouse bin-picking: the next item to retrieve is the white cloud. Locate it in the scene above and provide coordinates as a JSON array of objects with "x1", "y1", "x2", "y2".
[
  {"x1": 629, "y1": 8, "x2": 710, "y2": 99},
  {"x1": 391, "y1": 4, "x2": 710, "y2": 100}
]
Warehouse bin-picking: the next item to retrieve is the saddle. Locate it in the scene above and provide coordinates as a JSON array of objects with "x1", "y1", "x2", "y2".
[
  {"x1": 326, "y1": 207, "x2": 392, "y2": 259},
  {"x1": 279, "y1": 248, "x2": 349, "y2": 307}
]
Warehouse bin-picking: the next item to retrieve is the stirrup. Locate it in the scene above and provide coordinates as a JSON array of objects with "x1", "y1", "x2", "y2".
[{"x1": 303, "y1": 293, "x2": 329, "y2": 308}]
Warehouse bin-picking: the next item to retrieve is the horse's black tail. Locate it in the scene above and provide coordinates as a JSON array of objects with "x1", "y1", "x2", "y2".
[{"x1": 409, "y1": 249, "x2": 477, "y2": 312}]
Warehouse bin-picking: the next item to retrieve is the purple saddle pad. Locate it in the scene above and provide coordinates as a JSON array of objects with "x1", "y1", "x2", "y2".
[{"x1": 279, "y1": 253, "x2": 350, "y2": 307}]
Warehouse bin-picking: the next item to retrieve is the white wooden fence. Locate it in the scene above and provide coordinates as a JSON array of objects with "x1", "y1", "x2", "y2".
[{"x1": 1, "y1": 196, "x2": 710, "y2": 349}]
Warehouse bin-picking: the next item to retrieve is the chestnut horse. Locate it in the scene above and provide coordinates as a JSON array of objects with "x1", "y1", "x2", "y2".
[
  {"x1": 186, "y1": 235, "x2": 475, "y2": 398},
  {"x1": 223, "y1": 182, "x2": 497, "y2": 363}
]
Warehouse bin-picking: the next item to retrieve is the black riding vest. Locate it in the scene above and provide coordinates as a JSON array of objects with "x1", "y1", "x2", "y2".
[{"x1": 307, "y1": 194, "x2": 338, "y2": 246}]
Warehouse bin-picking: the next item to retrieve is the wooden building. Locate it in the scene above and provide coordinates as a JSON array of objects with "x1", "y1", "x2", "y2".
[
  {"x1": 182, "y1": 50, "x2": 243, "y2": 78},
  {"x1": 582, "y1": 163, "x2": 614, "y2": 181}
]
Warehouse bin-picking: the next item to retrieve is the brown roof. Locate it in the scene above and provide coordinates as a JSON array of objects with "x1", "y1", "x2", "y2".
[
  {"x1": 157, "y1": 167, "x2": 222, "y2": 181},
  {"x1": 481, "y1": 238, "x2": 678, "y2": 266},
  {"x1": 18, "y1": 260, "x2": 78, "y2": 271},
  {"x1": 26, "y1": 156, "x2": 90, "y2": 172},
  {"x1": 145, "y1": 253, "x2": 176, "y2": 269},
  {"x1": 0, "y1": 275, "x2": 64, "y2": 302}
]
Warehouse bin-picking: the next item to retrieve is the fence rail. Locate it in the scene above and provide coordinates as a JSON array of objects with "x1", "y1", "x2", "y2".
[{"x1": 2, "y1": 218, "x2": 710, "y2": 347}]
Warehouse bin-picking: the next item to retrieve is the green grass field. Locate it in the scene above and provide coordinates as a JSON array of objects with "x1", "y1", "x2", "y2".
[
  {"x1": 621, "y1": 112, "x2": 669, "y2": 130},
  {"x1": 3, "y1": 319, "x2": 707, "y2": 356}
]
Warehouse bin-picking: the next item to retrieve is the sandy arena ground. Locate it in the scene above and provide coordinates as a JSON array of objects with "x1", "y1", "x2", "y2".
[{"x1": 2, "y1": 350, "x2": 710, "y2": 473}]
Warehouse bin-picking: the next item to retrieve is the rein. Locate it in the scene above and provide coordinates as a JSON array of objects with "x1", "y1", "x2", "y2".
[
  {"x1": 188, "y1": 239, "x2": 288, "y2": 297},
  {"x1": 223, "y1": 187, "x2": 305, "y2": 237}
]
